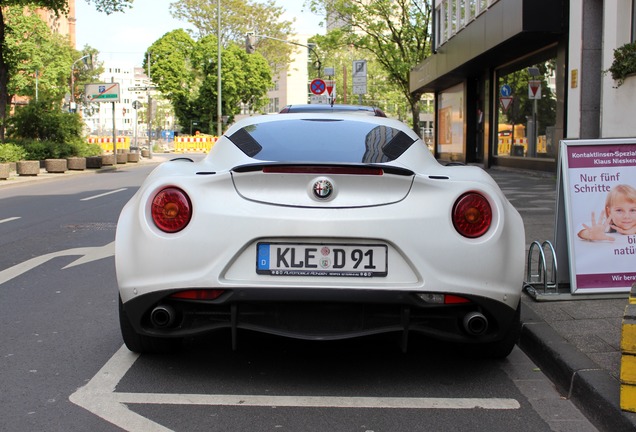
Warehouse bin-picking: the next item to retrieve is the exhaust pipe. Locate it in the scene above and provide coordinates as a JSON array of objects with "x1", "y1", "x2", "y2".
[
  {"x1": 463, "y1": 311, "x2": 488, "y2": 336},
  {"x1": 150, "y1": 304, "x2": 176, "y2": 328}
]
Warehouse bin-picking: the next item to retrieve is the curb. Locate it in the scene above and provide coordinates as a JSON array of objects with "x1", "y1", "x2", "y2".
[{"x1": 519, "y1": 305, "x2": 636, "y2": 432}]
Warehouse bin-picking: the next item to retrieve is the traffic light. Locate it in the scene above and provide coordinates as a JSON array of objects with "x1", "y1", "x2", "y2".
[{"x1": 245, "y1": 33, "x2": 256, "y2": 54}]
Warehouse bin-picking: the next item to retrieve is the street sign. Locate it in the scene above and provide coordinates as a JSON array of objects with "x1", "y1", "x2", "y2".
[
  {"x1": 353, "y1": 60, "x2": 367, "y2": 95},
  {"x1": 325, "y1": 80, "x2": 335, "y2": 97},
  {"x1": 500, "y1": 96, "x2": 513, "y2": 112},
  {"x1": 85, "y1": 83, "x2": 120, "y2": 102},
  {"x1": 310, "y1": 94, "x2": 330, "y2": 104},
  {"x1": 528, "y1": 80, "x2": 541, "y2": 99},
  {"x1": 353, "y1": 84, "x2": 367, "y2": 95},
  {"x1": 310, "y1": 79, "x2": 326, "y2": 95},
  {"x1": 500, "y1": 84, "x2": 512, "y2": 97}
]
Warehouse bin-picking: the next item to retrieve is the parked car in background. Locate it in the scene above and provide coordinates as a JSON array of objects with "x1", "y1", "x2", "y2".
[
  {"x1": 116, "y1": 112, "x2": 525, "y2": 357},
  {"x1": 280, "y1": 104, "x2": 387, "y2": 117}
]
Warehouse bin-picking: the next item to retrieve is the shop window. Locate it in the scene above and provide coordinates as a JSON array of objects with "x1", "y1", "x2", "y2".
[{"x1": 495, "y1": 60, "x2": 557, "y2": 160}]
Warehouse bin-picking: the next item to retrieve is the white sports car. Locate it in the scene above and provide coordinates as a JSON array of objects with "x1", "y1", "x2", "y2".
[{"x1": 116, "y1": 113, "x2": 525, "y2": 357}]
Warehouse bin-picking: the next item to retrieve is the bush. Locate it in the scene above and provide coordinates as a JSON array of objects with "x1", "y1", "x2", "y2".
[
  {"x1": 0, "y1": 143, "x2": 28, "y2": 162},
  {"x1": 7, "y1": 99, "x2": 84, "y2": 144},
  {"x1": 8, "y1": 139, "x2": 81, "y2": 160},
  {"x1": 607, "y1": 42, "x2": 636, "y2": 87},
  {"x1": 72, "y1": 141, "x2": 102, "y2": 157}
]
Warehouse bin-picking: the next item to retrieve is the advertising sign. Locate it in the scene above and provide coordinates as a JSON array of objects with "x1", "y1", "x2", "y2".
[
  {"x1": 560, "y1": 139, "x2": 636, "y2": 293},
  {"x1": 437, "y1": 83, "x2": 464, "y2": 153}
]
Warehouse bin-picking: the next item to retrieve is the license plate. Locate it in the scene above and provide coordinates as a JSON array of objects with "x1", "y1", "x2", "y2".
[{"x1": 256, "y1": 242, "x2": 387, "y2": 277}]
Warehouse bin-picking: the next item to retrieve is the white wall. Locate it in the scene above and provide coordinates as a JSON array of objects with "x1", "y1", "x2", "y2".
[{"x1": 600, "y1": 0, "x2": 636, "y2": 138}]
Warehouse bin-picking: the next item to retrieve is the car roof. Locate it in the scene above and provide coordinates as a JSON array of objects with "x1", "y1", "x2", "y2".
[{"x1": 280, "y1": 104, "x2": 387, "y2": 117}]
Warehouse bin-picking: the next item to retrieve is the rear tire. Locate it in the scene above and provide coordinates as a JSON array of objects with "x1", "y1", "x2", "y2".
[{"x1": 119, "y1": 295, "x2": 181, "y2": 354}]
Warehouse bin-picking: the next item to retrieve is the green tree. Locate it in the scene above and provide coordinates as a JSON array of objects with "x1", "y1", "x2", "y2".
[
  {"x1": 0, "y1": 0, "x2": 134, "y2": 141},
  {"x1": 169, "y1": 0, "x2": 296, "y2": 70},
  {"x1": 499, "y1": 64, "x2": 556, "y2": 136},
  {"x1": 309, "y1": 32, "x2": 410, "y2": 120},
  {"x1": 308, "y1": 0, "x2": 432, "y2": 136},
  {"x1": 145, "y1": 30, "x2": 272, "y2": 135}
]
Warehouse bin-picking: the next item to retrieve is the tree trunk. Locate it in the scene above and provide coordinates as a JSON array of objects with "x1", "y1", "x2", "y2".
[{"x1": 409, "y1": 92, "x2": 423, "y2": 138}]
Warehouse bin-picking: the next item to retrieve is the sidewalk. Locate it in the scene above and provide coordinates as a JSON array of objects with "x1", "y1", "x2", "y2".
[{"x1": 488, "y1": 167, "x2": 636, "y2": 432}]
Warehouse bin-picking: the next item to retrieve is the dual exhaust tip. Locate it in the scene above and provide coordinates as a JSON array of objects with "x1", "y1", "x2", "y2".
[
  {"x1": 463, "y1": 311, "x2": 489, "y2": 336},
  {"x1": 150, "y1": 304, "x2": 177, "y2": 328},
  {"x1": 150, "y1": 304, "x2": 490, "y2": 336}
]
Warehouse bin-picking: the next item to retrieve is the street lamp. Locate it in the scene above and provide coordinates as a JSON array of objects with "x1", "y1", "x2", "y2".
[{"x1": 70, "y1": 55, "x2": 91, "y2": 113}]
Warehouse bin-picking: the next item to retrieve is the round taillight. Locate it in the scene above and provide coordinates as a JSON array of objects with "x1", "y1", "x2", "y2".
[
  {"x1": 452, "y1": 192, "x2": 492, "y2": 238},
  {"x1": 151, "y1": 187, "x2": 192, "y2": 233}
]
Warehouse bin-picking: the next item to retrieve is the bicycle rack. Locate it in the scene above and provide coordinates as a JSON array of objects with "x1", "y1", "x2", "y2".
[{"x1": 524, "y1": 240, "x2": 559, "y2": 300}]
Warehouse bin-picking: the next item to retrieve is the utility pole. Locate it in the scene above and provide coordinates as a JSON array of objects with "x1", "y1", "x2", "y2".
[
  {"x1": 147, "y1": 52, "x2": 153, "y2": 159},
  {"x1": 217, "y1": 0, "x2": 222, "y2": 137},
  {"x1": 111, "y1": 77, "x2": 116, "y2": 156}
]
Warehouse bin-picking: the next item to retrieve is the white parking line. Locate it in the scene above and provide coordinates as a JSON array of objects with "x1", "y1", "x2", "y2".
[
  {"x1": 0, "y1": 217, "x2": 20, "y2": 224},
  {"x1": 80, "y1": 188, "x2": 127, "y2": 201},
  {"x1": 69, "y1": 345, "x2": 520, "y2": 432}
]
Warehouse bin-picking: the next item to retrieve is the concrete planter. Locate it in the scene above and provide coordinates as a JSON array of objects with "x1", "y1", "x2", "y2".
[
  {"x1": 67, "y1": 157, "x2": 86, "y2": 171},
  {"x1": 116, "y1": 153, "x2": 128, "y2": 164},
  {"x1": 141, "y1": 149, "x2": 150, "y2": 158},
  {"x1": 127, "y1": 153, "x2": 140, "y2": 163},
  {"x1": 86, "y1": 156, "x2": 102, "y2": 169},
  {"x1": 101, "y1": 154, "x2": 116, "y2": 166},
  {"x1": 44, "y1": 159, "x2": 67, "y2": 173},
  {"x1": 0, "y1": 163, "x2": 9, "y2": 180},
  {"x1": 16, "y1": 160, "x2": 40, "y2": 176}
]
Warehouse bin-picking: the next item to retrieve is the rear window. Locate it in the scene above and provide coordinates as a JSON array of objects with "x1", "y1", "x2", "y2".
[{"x1": 228, "y1": 119, "x2": 416, "y2": 163}]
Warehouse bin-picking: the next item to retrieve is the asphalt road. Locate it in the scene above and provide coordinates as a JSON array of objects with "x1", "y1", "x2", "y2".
[{"x1": 0, "y1": 161, "x2": 598, "y2": 432}]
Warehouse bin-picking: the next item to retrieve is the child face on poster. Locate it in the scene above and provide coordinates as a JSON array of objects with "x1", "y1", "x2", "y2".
[{"x1": 578, "y1": 184, "x2": 636, "y2": 241}]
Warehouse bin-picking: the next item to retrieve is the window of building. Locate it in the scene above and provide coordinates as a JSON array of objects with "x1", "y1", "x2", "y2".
[
  {"x1": 266, "y1": 97, "x2": 279, "y2": 113},
  {"x1": 494, "y1": 59, "x2": 557, "y2": 160}
]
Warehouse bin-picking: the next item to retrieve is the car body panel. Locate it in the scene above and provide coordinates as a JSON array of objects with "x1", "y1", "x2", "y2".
[{"x1": 116, "y1": 113, "x2": 525, "y2": 354}]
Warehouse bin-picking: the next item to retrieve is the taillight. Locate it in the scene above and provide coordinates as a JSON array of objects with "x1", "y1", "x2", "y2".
[
  {"x1": 151, "y1": 187, "x2": 192, "y2": 233},
  {"x1": 452, "y1": 192, "x2": 492, "y2": 238}
]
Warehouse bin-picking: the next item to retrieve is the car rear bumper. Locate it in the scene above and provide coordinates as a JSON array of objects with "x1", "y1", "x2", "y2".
[{"x1": 122, "y1": 287, "x2": 519, "y2": 345}]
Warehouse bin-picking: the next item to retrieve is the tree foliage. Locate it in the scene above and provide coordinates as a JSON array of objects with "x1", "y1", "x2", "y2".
[
  {"x1": 0, "y1": 0, "x2": 133, "y2": 141},
  {"x1": 145, "y1": 30, "x2": 272, "y2": 135},
  {"x1": 499, "y1": 63, "x2": 556, "y2": 136},
  {"x1": 169, "y1": 0, "x2": 296, "y2": 71},
  {"x1": 308, "y1": 0, "x2": 432, "y2": 136}
]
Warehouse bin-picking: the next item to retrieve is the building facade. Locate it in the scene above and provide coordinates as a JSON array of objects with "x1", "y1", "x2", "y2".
[
  {"x1": 263, "y1": 34, "x2": 312, "y2": 114},
  {"x1": 410, "y1": 0, "x2": 636, "y2": 172}
]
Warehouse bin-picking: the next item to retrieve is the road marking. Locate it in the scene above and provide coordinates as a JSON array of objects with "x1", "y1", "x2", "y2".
[
  {"x1": 81, "y1": 188, "x2": 127, "y2": 201},
  {"x1": 69, "y1": 345, "x2": 520, "y2": 432},
  {"x1": 0, "y1": 217, "x2": 20, "y2": 224},
  {"x1": 0, "y1": 242, "x2": 115, "y2": 286}
]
